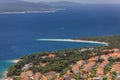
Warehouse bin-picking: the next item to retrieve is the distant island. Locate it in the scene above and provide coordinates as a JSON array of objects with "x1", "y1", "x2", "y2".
[
  {"x1": 0, "y1": 10, "x2": 62, "y2": 14},
  {"x1": 6, "y1": 35, "x2": 120, "y2": 80},
  {"x1": 0, "y1": 0, "x2": 64, "y2": 14}
]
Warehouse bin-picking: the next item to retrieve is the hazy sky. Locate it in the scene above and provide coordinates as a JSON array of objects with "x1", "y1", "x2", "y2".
[
  {"x1": 21, "y1": 0, "x2": 120, "y2": 4},
  {"x1": 0, "y1": 0, "x2": 120, "y2": 4}
]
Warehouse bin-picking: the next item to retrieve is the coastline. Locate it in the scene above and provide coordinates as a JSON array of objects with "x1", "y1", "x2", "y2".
[
  {"x1": 2, "y1": 59, "x2": 20, "y2": 79},
  {"x1": 0, "y1": 8, "x2": 65, "y2": 15},
  {"x1": 72, "y1": 39, "x2": 109, "y2": 46},
  {"x1": 0, "y1": 11, "x2": 57, "y2": 15},
  {"x1": 8, "y1": 59, "x2": 20, "y2": 63},
  {"x1": 3, "y1": 39, "x2": 108, "y2": 79},
  {"x1": 37, "y1": 39, "x2": 109, "y2": 46}
]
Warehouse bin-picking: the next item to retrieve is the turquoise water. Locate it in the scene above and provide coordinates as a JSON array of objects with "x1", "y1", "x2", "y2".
[
  {"x1": 0, "y1": 5, "x2": 120, "y2": 78},
  {"x1": 0, "y1": 61, "x2": 14, "y2": 78}
]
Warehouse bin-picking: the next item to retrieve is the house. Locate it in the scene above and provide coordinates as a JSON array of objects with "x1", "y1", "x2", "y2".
[
  {"x1": 100, "y1": 55, "x2": 109, "y2": 60},
  {"x1": 22, "y1": 64, "x2": 30, "y2": 71},
  {"x1": 22, "y1": 63, "x2": 33, "y2": 71},
  {"x1": 21, "y1": 70, "x2": 34, "y2": 80},
  {"x1": 76, "y1": 60, "x2": 85, "y2": 65},
  {"x1": 22, "y1": 77, "x2": 28, "y2": 80},
  {"x1": 88, "y1": 48, "x2": 94, "y2": 51},
  {"x1": 96, "y1": 60, "x2": 109, "y2": 76},
  {"x1": 91, "y1": 52, "x2": 97, "y2": 56},
  {"x1": 70, "y1": 78, "x2": 76, "y2": 80},
  {"x1": 40, "y1": 62, "x2": 48, "y2": 67},
  {"x1": 30, "y1": 76, "x2": 34, "y2": 80},
  {"x1": 34, "y1": 72, "x2": 41, "y2": 80},
  {"x1": 41, "y1": 56, "x2": 48, "y2": 59},
  {"x1": 109, "y1": 52, "x2": 120, "y2": 58},
  {"x1": 72, "y1": 65, "x2": 80, "y2": 74},
  {"x1": 101, "y1": 49, "x2": 109, "y2": 53},
  {"x1": 72, "y1": 60, "x2": 85, "y2": 74},
  {"x1": 64, "y1": 53, "x2": 67, "y2": 57},
  {"x1": 42, "y1": 76, "x2": 48, "y2": 80},
  {"x1": 81, "y1": 48, "x2": 88, "y2": 52},
  {"x1": 88, "y1": 78, "x2": 93, "y2": 80},
  {"x1": 21, "y1": 72, "x2": 26, "y2": 79},
  {"x1": 106, "y1": 72, "x2": 112, "y2": 80},
  {"x1": 116, "y1": 76, "x2": 120, "y2": 80},
  {"x1": 48, "y1": 54, "x2": 56, "y2": 58},
  {"x1": 63, "y1": 72, "x2": 74, "y2": 80},
  {"x1": 83, "y1": 61, "x2": 96, "y2": 72},
  {"x1": 112, "y1": 48, "x2": 120, "y2": 53},
  {"x1": 89, "y1": 57, "x2": 97, "y2": 62},
  {"x1": 26, "y1": 70, "x2": 34, "y2": 77},
  {"x1": 55, "y1": 77, "x2": 64, "y2": 80},
  {"x1": 5, "y1": 77, "x2": 13, "y2": 80},
  {"x1": 100, "y1": 60, "x2": 109, "y2": 68},
  {"x1": 46, "y1": 71, "x2": 57, "y2": 76},
  {"x1": 111, "y1": 62, "x2": 120, "y2": 72},
  {"x1": 42, "y1": 71, "x2": 57, "y2": 80},
  {"x1": 96, "y1": 66, "x2": 104, "y2": 76},
  {"x1": 29, "y1": 63, "x2": 33, "y2": 67},
  {"x1": 101, "y1": 49, "x2": 113, "y2": 53},
  {"x1": 93, "y1": 77, "x2": 103, "y2": 80}
]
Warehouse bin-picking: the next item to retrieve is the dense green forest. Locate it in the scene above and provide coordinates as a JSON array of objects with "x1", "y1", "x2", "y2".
[
  {"x1": 75, "y1": 35, "x2": 120, "y2": 48},
  {"x1": 7, "y1": 35, "x2": 120, "y2": 79},
  {"x1": 7, "y1": 46, "x2": 107, "y2": 77}
]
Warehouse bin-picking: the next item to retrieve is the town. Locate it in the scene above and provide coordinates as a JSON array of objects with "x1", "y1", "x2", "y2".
[{"x1": 5, "y1": 47, "x2": 120, "y2": 80}]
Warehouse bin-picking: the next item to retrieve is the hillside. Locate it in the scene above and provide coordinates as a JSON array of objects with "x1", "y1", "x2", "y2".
[
  {"x1": 6, "y1": 35, "x2": 120, "y2": 80},
  {"x1": 6, "y1": 47, "x2": 120, "y2": 80}
]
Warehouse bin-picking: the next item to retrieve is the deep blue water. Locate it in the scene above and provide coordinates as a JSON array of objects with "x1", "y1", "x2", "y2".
[{"x1": 0, "y1": 4, "x2": 120, "y2": 78}]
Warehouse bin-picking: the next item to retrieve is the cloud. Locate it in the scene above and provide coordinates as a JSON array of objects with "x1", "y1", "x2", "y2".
[{"x1": 21, "y1": 0, "x2": 120, "y2": 4}]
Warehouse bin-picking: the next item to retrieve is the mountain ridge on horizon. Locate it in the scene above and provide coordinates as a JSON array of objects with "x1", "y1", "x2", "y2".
[
  {"x1": 0, "y1": 0, "x2": 119, "y2": 13},
  {"x1": 0, "y1": 0, "x2": 68, "y2": 13}
]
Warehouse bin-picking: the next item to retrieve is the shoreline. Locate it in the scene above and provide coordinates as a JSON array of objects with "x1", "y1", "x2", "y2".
[
  {"x1": 8, "y1": 59, "x2": 20, "y2": 63},
  {"x1": 0, "y1": 11, "x2": 57, "y2": 15},
  {"x1": 3, "y1": 39, "x2": 108, "y2": 79},
  {"x1": 2, "y1": 59, "x2": 20, "y2": 79},
  {"x1": 37, "y1": 39, "x2": 109, "y2": 46},
  {"x1": 0, "y1": 9, "x2": 65, "y2": 15},
  {"x1": 72, "y1": 39, "x2": 109, "y2": 46}
]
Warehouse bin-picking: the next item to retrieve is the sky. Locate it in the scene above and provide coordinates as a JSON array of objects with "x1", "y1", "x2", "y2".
[
  {"x1": 21, "y1": 0, "x2": 120, "y2": 4},
  {"x1": 0, "y1": 0, "x2": 120, "y2": 4}
]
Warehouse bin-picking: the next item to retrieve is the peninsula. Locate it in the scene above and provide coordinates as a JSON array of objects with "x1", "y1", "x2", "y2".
[{"x1": 6, "y1": 35, "x2": 120, "y2": 80}]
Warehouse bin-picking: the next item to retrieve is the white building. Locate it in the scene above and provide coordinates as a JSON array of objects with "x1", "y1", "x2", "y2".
[{"x1": 93, "y1": 77, "x2": 103, "y2": 80}]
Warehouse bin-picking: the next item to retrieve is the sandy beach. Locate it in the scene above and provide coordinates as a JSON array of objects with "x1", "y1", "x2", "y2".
[
  {"x1": 37, "y1": 39, "x2": 109, "y2": 46},
  {"x1": 72, "y1": 39, "x2": 109, "y2": 46},
  {"x1": 9, "y1": 59, "x2": 20, "y2": 63}
]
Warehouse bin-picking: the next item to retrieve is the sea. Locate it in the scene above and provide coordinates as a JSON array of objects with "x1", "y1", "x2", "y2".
[{"x1": 0, "y1": 4, "x2": 120, "y2": 79}]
